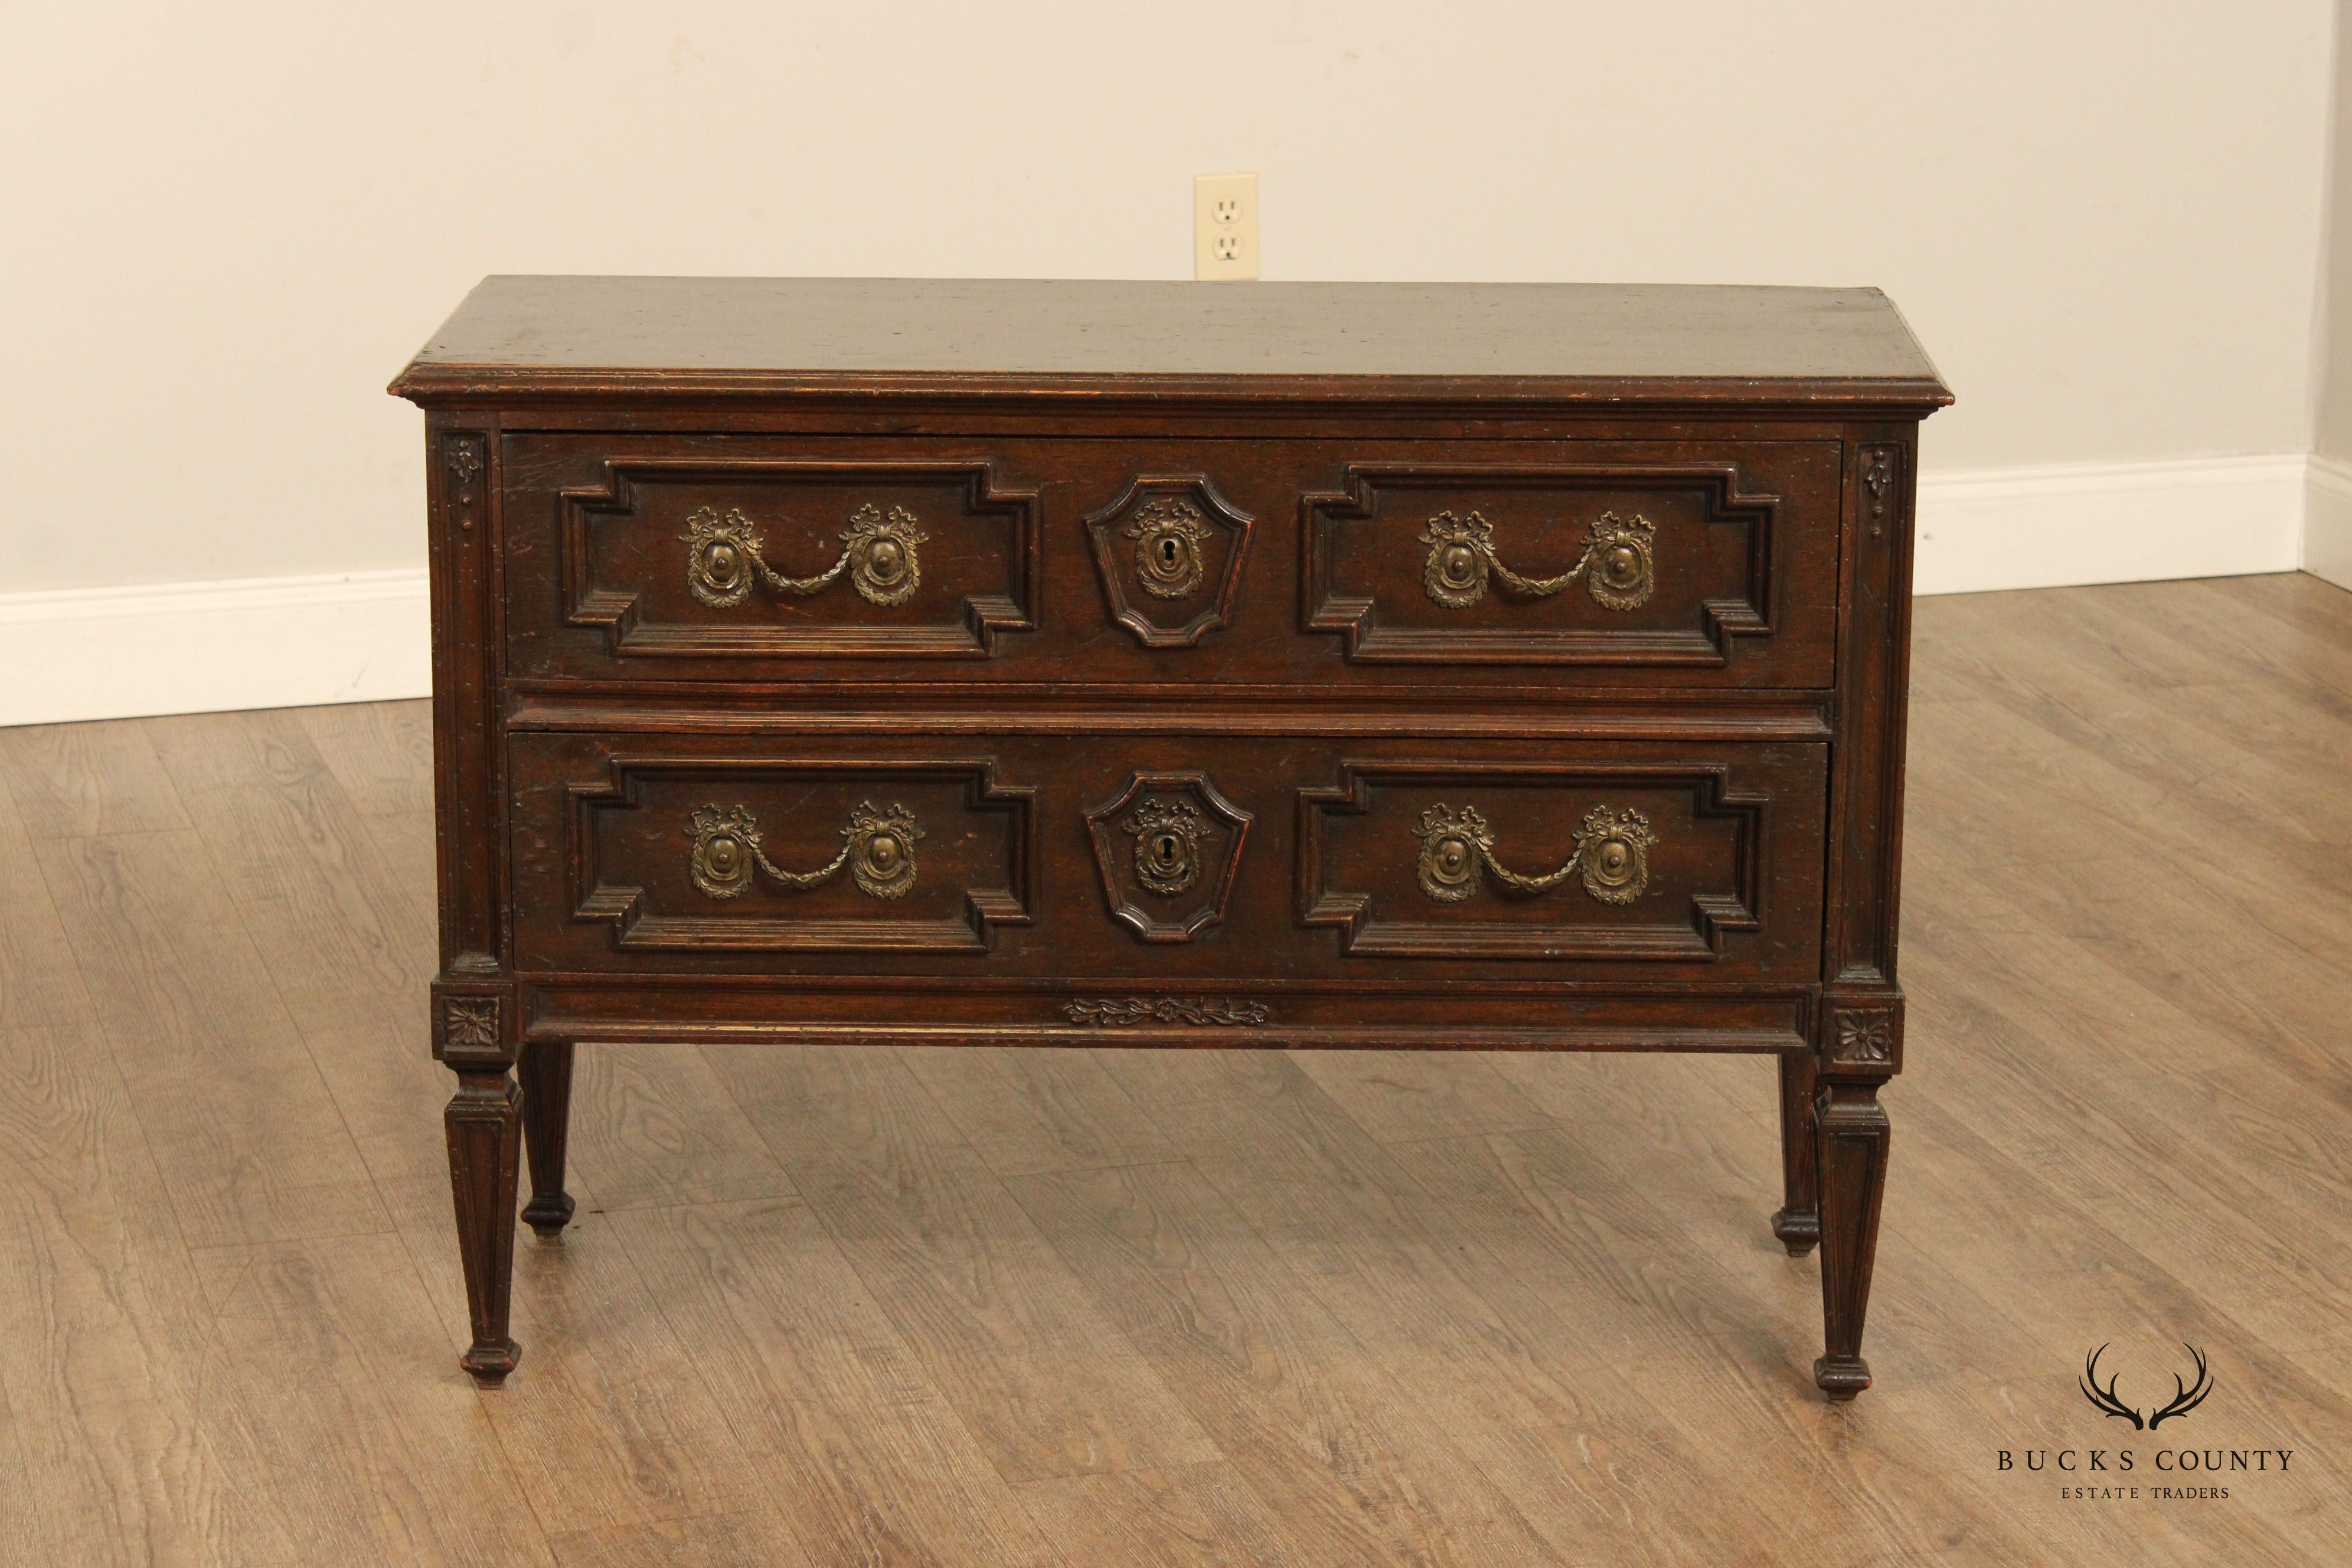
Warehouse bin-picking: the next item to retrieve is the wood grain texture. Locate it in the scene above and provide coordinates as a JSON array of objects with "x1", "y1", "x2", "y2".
[
  {"x1": 1014, "y1": 1462, "x2": 1292, "y2": 1568},
  {"x1": 31, "y1": 829, "x2": 388, "y2": 1249},
  {"x1": 1006, "y1": 1156, "x2": 1570, "y2": 1567},
  {"x1": 609, "y1": 1194, "x2": 1070, "y2": 1567},
  {"x1": 0, "y1": 719, "x2": 190, "y2": 842},
  {"x1": 1, "y1": 572, "x2": 2348, "y2": 1565},
  {"x1": 562, "y1": 1043, "x2": 795, "y2": 1212},
  {"x1": 897, "y1": 1043, "x2": 1182, "y2": 1177},
  {"x1": 479, "y1": 1206, "x2": 764, "y2": 1533},
  {"x1": 721, "y1": 1044, "x2": 1223, "y2": 1483},
  {"x1": 147, "y1": 708, "x2": 435, "y2": 1005},
  {"x1": 393, "y1": 276, "x2": 1950, "y2": 403}
]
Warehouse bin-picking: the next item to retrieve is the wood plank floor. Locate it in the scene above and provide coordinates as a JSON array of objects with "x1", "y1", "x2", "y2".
[{"x1": 3, "y1": 573, "x2": 2348, "y2": 1566}]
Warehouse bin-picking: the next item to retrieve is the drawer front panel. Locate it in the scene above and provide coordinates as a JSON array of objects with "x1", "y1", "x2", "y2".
[
  {"x1": 1303, "y1": 463, "x2": 1784, "y2": 666},
  {"x1": 541, "y1": 455, "x2": 1037, "y2": 659},
  {"x1": 502, "y1": 434, "x2": 1840, "y2": 688},
  {"x1": 509, "y1": 731, "x2": 1826, "y2": 985}
]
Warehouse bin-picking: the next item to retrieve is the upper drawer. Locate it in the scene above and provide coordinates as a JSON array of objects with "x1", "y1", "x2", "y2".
[{"x1": 499, "y1": 433, "x2": 1841, "y2": 690}]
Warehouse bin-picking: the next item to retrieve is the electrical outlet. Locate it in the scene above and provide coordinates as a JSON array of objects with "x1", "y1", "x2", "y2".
[{"x1": 1194, "y1": 172, "x2": 1259, "y2": 282}]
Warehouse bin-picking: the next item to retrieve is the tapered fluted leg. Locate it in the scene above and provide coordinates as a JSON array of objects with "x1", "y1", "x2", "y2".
[
  {"x1": 520, "y1": 1040, "x2": 577, "y2": 1240},
  {"x1": 1771, "y1": 1050, "x2": 1821, "y2": 1256},
  {"x1": 1813, "y1": 1080, "x2": 1890, "y2": 1399},
  {"x1": 446, "y1": 1066, "x2": 522, "y2": 1385}
]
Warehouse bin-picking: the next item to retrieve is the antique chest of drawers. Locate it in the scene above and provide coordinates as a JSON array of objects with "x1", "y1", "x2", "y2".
[{"x1": 392, "y1": 276, "x2": 1948, "y2": 1399}]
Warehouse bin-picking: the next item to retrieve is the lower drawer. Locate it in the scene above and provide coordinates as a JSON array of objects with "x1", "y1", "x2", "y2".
[{"x1": 507, "y1": 730, "x2": 1827, "y2": 988}]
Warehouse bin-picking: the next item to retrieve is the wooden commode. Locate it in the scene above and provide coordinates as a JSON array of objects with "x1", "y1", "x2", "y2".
[{"x1": 391, "y1": 276, "x2": 1948, "y2": 1398}]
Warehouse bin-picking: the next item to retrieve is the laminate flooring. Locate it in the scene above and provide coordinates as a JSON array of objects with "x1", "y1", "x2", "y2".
[{"x1": 2, "y1": 573, "x2": 2347, "y2": 1566}]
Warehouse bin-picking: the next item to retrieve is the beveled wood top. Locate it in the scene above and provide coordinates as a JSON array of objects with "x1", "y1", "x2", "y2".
[{"x1": 390, "y1": 276, "x2": 1950, "y2": 408}]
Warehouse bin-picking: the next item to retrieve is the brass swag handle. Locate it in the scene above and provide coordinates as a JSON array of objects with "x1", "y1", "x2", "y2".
[
  {"x1": 687, "y1": 802, "x2": 921, "y2": 900},
  {"x1": 1415, "y1": 802, "x2": 1655, "y2": 905},
  {"x1": 684, "y1": 502, "x2": 926, "y2": 609},
  {"x1": 1419, "y1": 509, "x2": 1655, "y2": 611}
]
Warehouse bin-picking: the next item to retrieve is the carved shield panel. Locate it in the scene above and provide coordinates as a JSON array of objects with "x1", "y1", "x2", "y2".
[
  {"x1": 1082, "y1": 475, "x2": 1254, "y2": 647},
  {"x1": 1084, "y1": 772, "x2": 1253, "y2": 942}
]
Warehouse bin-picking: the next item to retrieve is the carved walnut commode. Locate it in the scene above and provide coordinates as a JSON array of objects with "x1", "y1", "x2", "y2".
[{"x1": 392, "y1": 277, "x2": 1948, "y2": 1399}]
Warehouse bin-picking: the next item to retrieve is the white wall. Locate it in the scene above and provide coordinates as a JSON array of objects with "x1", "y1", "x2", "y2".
[
  {"x1": 1, "y1": 2, "x2": 2340, "y2": 721},
  {"x1": 2309, "y1": 0, "x2": 2352, "y2": 589}
]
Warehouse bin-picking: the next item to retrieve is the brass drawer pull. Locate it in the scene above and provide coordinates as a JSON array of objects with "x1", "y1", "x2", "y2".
[
  {"x1": 687, "y1": 802, "x2": 921, "y2": 900},
  {"x1": 1415, "y1": 802, "x2": 1655, "y2": 904},
  {"x1": 684, "y1": 502, "x2": 926, "y2": 609},
  {"x1": 1419, "y1": 509, "x2": 1655, "y2": 611}
]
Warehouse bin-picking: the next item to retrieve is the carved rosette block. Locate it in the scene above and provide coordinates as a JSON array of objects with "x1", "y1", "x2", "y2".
[
  {"x1": 434, "y1": 986, "x2": 509, "y2": 1070},
  {"x1": 1083, "y1": 476, "x2": 1254, "y2": 646},
  {"x1": 1084, "y1": 772, "x2": 1252, "y2": 942},
  {"x1": 1824, "y1": 997, "x2": 1902, "y2": 1077}
]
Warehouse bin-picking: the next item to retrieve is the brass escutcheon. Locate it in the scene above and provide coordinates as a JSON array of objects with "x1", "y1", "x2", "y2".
[
  {"x1": 684, "y1": 502, "x2": 927, "y2": 609},
  {"x1": 1122, "y1": 795, "x2": 1207, "y2": 896},
  {"x1": 1413, "y1": 801, "x2": 1655, "y2": 905},
  {"x1": 686, "y1": 801, "x2": 922, "y2": 900},
  {"x1": 1122, "y1": 497, "x2": 1214, "y2": 600},
  {"x1": 1417, "y1": 509, "x2": 1655, "y2": 612}
]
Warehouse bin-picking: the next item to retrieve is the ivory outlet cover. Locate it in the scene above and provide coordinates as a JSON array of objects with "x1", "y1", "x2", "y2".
[{"x1": 1194, "y1": 172, "x2": 1259, "y2": 281}]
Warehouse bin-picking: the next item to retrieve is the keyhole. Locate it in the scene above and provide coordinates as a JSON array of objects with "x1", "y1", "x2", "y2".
[
  {"x1": 1159, "y1": 537, "x2": 1180, "y2": 567},
  {"x1": 1155, "y1": 833, "x2": 1178, "y2": 863}
]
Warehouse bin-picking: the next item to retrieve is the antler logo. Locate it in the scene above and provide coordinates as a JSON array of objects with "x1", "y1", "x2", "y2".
[{"x1": 2079, "y1": 1342, "x2": 2214, "y2": 1430}]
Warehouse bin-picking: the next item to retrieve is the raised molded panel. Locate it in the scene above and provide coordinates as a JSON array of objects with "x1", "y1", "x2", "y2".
[
  {"x1": 1303, "y1": 463, "x2": 1788, "y2": 668},
  {"x1": 558, "y1": 754, "x2": 1033, "y2": 953},
  {"x1": 1299, "y1": 757, "x2": 1820, "y2": 962},
  {"x1": 559, "y1": 459, "x2": 1037, "y2": 658}
]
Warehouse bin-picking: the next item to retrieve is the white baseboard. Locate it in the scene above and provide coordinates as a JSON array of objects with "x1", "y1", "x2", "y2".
[
  {"x1": 0, "y1": 569, "x2": 430, "y2": 727},
  {"x1": 2305, "y1": 455, "x2": 2352, "y2": 592},
  {"x1": 0, "y1": 452, "x2": 2330, "y2": 727},
  {"x1": 1913, "y1": 453, "x2": 2306, "y2": 596}
]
